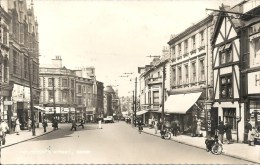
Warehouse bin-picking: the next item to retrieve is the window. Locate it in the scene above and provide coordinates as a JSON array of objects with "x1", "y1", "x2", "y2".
[
  {"x1": 48, "y1": 78, "x2": 54, "y2": 87},
  {"x1": 3, "y1": 27, "x2": 7, "y2": 45},
  {"x1": 62, "y1": 78, "x2": 68, "y2": 87},
  {"x1": 191, "y1": 62, "x2": 196, "y2": 82},
  {"x1": 178, "y1": 67, "x2": 182, "y2": 85},
  {"x1": 178, "y1": 44, "x2": 182, "y2": 56},
  {"x1": 252, "y1": 38, "x2": 260, "y2": 66},
  {"x1": 220, "y1": 43, "x2": 232, "y2": 65},
  {"x1": 71, "y1": 79, "x2": 74, "y2": 88},
  {"x1": 20, "y1": 23, "x2": 24, "y2": 44},
  {"x1": 220, "y1": 74, "x2": 233, "y2": 99},
  {"x1": 83, "y1": 85, "x2": 86, "y2": 93},
  {"x1": 172, "y1": 68, "x2": 176, "y2": 86},
  {"x1": 192, "y1": 35, "x2": 196, "y2": 50},
  {"x1": 77, "y1": 85, "x2": 82, "y2": 94},
  {"x1": 199, "y1": 59, "x2": 205, "y2": 81},
  {"x1": 33, "y1": 63, "x2": 37, "y2": 82},
  {"x1": 223, "y1": 108, "x2": 236, "y2": 130},
  {"x1": 62, "y1": 90, "x2": 68, "y2": 102},
  {"x1": 24, "y1": 57, "x2": 28, "y2": 79},
  {"x1": 200, "y1": 30, "x2": 204, "y2": 46},
  {"x1": 153, "y1": 91, "x2": 159, "y2": 105},
  {"x1": 171, "y1": 46, "x2": 176, "y2": 59},
  {"x1": 185, "y1": 64, "x2": 189, "y2": 83},
  {"x1": 13, "y1": 50, "x2": 18, "y2": 75},
  {"x1": 184, "y1": 40, "x2": 188, "y2": 54},
  {"x1": 48, "y1": 90, "x2": 54, "y2": 102}
]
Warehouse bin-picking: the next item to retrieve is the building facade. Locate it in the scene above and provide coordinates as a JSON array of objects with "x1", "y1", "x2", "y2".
[
  {"x1": 39, "y1": 57, "x2": 104, "y2": 123},
  {"x1": 0, "y1": 0, "x2": 40, "y2": 130},
  {"x1": 167, "y1": 14, "x2": 213, "y2": 136}
]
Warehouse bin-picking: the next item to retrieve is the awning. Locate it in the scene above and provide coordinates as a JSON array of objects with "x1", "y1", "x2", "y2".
[
  {"x1": 34, "y1": 106, "x2": 46, "y2": 112},
  {"x1": 159, "y1": 92, "x2": 202, "y2": 114},
  {"x1": 136, "y1": 110, "x2": 148, "y2": 116}
]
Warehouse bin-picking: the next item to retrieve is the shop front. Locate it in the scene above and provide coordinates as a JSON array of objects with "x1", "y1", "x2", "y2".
[{"x1": 158, "y1": 92, "x2": 204, "y2": 136}]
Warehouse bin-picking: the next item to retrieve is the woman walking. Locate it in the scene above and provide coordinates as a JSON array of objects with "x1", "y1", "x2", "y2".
[{"x1": 15, "y1": 118, "x2": 21, "y2": 135}]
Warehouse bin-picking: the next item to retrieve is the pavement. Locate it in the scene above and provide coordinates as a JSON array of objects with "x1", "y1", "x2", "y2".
[
  {"x1": 0, "y1": 123, "x2": 54, "y2": 149},
  {"x1": 1, "y1": 122, "x2": 259, "y2": 164},
  {"x1": 141, "y1": 126, "x2": 260, "y2": 164}
]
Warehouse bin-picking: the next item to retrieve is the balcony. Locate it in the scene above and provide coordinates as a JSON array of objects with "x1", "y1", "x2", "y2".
[
  {"x1": 198, "y1": 45, "x2": 205, "y2": 51},
  {"x1": 177, "y1": 55, "x2": 182, "y2": 60},
  {"x1": 183, "y1": 52, "x2": 189, "y2": 58}
]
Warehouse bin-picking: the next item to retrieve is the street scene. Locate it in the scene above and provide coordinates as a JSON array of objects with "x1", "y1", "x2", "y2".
[
  {"x1": 1, "y1": 0, "x2": 260, "y2": 164},
  {"x1": 1, "y1": 122, "x2": 255, "y2": 164}
]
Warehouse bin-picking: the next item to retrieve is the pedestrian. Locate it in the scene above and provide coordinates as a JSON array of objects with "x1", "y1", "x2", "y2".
[
  {"x1": 191, "y1": 118, "x2": 197, "y2": 137},
  {"x1": 42, "y1": 119, "x2": 48, "y2": 133},
  {"x1": 71, "y1": 119, "x2": 77, "y2": 131},
  {"x1": 137, "y1": 119, "x2": 143, "y2": 134},
  {"x1": 154, "y1": 120, "x2": 158, "y2": 134},
  {"x1": 225, "y1": 121, "x2": 232, "y2": 144},
  {"x1": 248, "y1": 126, "x2": 256, "y2": 146},
  {"x1": 217, "y1": 121, "x2": 225, "y2": 144},
  {"x1": 0, "y1": 119, "x2": 9, "y2": 145},
  {"x1": 196, "y1": 119, "x2": 202, "y2": 137},
  {"x1": 78, "y1": 119, "x2": 84, "y2": 129},
  {"x1": 28, "y1": 118, "x2": 32, "y2": 132},
  {"x1": 15, "y1": 118, "x2": 21, "y2": 135},
  {"x1": 244, "y1": 119, "x2": 252, "y2": 143},
  {"x1": 171, "y1": 120, "x2": 178, "y2": 136}
]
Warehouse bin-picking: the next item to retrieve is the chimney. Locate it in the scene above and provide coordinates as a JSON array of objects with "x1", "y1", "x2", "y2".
[{"x1": 51, "y1": 56, "x2": 62, "y2": 68}]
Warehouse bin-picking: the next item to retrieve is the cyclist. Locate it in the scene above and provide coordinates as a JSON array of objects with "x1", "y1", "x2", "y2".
[{"x1": 137, "y1": 119, "x2": 143, "y2": 134}]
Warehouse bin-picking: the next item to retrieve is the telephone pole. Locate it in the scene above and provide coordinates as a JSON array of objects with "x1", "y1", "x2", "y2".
[
  {"x1": 161, "y1": 65, "x2": 166, "y2": 129},
  {"x1": 52, "y1": 77, "x2": 56, "y2": 119},
  {"x1": 28, "y1": 50, "x2": 35, "y2": 136}
]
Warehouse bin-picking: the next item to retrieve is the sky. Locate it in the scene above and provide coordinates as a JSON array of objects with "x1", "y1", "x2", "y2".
[{"x1": 32, "y1": 0, "x2": 240, "y2": 97}]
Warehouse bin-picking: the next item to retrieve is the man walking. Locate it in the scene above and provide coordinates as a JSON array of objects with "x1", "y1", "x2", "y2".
[
  {"x1": 42, "y1": 119, "x2": 48, "y2": 133},
  {"x1": 78, "y1": 119, "x2": 84, "y2": 129},
  {"x1": 71, "y1": 119, "x2": 77, "y2": 131},
  {"x1": 244, "y1": 119, "x2": 252, "y2": 143},
  {"x1": 217, "y1": 121, "x2": 225, "y2": 144},
  {"x1": 225, "y1": 121, "x2": 233, "y2": 144},
  {"x1": 0, "y1": 119, "x2": 9, "y2": 145}
]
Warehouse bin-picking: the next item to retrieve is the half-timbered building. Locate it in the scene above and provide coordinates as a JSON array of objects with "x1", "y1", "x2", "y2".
[{"x1": 211, "y1": 4, "x2": 244, "y2": 142}]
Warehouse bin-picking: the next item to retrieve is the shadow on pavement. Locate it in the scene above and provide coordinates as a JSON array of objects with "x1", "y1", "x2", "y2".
[{"x1": 32, "y1": 124, "x2": 99, "y2": 141}]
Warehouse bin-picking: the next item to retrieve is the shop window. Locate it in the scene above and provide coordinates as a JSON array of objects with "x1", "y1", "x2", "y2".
[
  {"x1": 220, "y1": 74, "x2": 233, "y2": 99},
  {"x1": 219, "y1": 43, "x2": 232, "y2": 65},
  {"x1": 223, "y1": 108, "x2": 237, "y2": 130}
]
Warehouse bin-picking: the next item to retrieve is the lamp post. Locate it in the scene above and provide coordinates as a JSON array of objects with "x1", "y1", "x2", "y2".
[
  {"x1": 28, "y1": 50, "x2": 35, "y2": 136},
  {"x1": 52, "y1": 77, "x2": 56, "y2": 120},
  {"x1": 121, "y1": 73, "x2": 137, "y2": 127}
]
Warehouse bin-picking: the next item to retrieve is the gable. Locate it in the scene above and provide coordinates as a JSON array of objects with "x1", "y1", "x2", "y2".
[{"x1": 215, "y1": 16, "x2": 238, "y2": 45}]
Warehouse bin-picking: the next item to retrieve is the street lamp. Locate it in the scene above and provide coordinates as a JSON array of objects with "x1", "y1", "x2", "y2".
[{"x1": 28, "y1": 49, "x2": 36, "y2": 136}]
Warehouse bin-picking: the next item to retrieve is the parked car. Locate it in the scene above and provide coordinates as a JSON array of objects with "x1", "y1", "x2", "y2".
[{"x1": 103, "y1": 116, "x2": 114, "y2": 123}]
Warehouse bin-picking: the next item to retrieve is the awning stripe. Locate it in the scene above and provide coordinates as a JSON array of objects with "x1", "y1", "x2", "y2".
[{"x1": 136, "y1": 110, "x2": 148, "y2": 116}]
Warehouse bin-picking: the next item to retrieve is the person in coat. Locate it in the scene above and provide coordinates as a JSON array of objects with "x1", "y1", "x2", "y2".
[
  {"x1": 225, "y1": 121, "x2": 232, "y2": 144},
  {"x1": 71, "y1": 119, "x2": 77, "y2": 131},
  {"x1": 217, "y1": 121, "x2": 225, "y2": 144},
  {"x1": 78, "y1": 119, "x2": 84, "y2": 129},
  {"x1": 15, "y1": 118, "x2": 21, "y2": 135},
  {"x1": 28, "y1": 118, "x2": 32, "y2": 132},
  {"x1": 196, "y1": 119, "x2": 202, "y2": 137},
  {"x1": 191, "y1": 118, "x2": 197, "y2": 137},
  {"x1": 171, "y1": 120, "x2": 178, "y2": 136},
  {"x1": 244, "y1": 119, "x2": 252, "y2": 143},
  {"x1": 0, "y1": 119, "x2": 9, "y2": 145},
  {"x1": 42, "y1": 119, "x2": 48, "y2": 133},
  {"x1": 248, "y1": 126, "x2": 256, "y2": 146}
]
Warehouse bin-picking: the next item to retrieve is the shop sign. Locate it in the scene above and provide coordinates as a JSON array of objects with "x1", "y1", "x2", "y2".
[
  {"x1": 207, "y1": 110, "x2": 211, "y2": 132},
  {"x1": 4, "y1": 101, "x2": 13, "y2": 105},
  {"x1": 248, "y1": 71, "x2": 260, "y2": 94}
]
